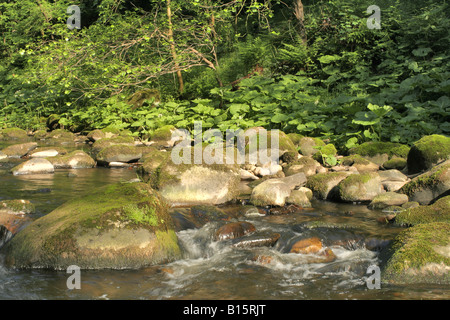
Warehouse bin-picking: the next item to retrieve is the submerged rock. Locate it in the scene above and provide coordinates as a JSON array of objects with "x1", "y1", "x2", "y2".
[
  {"x1": 1, "y1": 182, "x2": 181, "y2": 270},
  {"x1": 232, "y1": 231, "x2": 281, "y2": 248},
  {"x1": 214, "y1": 221, "x2": 256, "y2": 241}
]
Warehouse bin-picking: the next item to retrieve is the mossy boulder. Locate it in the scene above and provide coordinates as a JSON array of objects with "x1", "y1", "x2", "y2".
[
  {"x1": 91, "y1": 136, "x2": 135, "y2": 155},
  {"x1": 283, "y1": 156, "x2": 320, "y2": 177},
  {"x1": 349, "y1": 141, "x2": 410, "y2": 166},
  {"x1": 1, "y1": 182, "x2": 181, "y2": 270},
  {"x1": 394, "y1": 195, "x2": 450, "y2": 226},
  {"x1": 1, "y1": 142, "x2": 37, "y2": 158},
  {"x1": 407, "y1": 134, "x2": 450, "y2": 174},
  {"x1": 96, "y1": 145, "x2": 143, "y2": 165},
  {"x1": 383, "y1": 222, "x2": 450, "y2": 284},
  {"x1": 399, "y1": 160, "x2": 450, "y2": 205},
  {"x1": 48, "y1": 150, "x2": 96, "y2": 169},
  {"x1": 0, "y1": 128, "x2": 29, "y2": 141},
  {"x1": 145, "y1": 146, "x2": 241, "y2": 205},
  {"x1": 297, "y1": 137, "x2": 325, "y2": 157},
  {"x1": 86, "y1": 127, "x2": 129, "y2": 142},
  {"x1": 306, "y1": 172, "x2": 352, "y2": 200},
  {"x1": 337, "y1": 172, "x2": 384, "y2": 202}
]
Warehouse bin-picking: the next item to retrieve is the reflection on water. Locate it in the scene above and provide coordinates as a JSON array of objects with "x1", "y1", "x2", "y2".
[{"x1": 0, "y1": 141, "x2": 449, "y2": 300}]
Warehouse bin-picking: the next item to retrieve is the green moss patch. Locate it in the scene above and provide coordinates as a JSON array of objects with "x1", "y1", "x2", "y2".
[
  {"x1": 394, "y1": 196, "x2": 450, "y2": 226},
  {"x1": 407, "y1": 134, "x2": 450, "y2": 174},
  {"x1": 349, "y1": 141, "x2": 410, "y2": 158},
  {"x1": 383, "y1": 222, "x2": 450, "y2": 284}
]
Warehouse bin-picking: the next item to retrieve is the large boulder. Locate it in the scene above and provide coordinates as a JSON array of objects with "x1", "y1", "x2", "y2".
[
  {"x1": 399, "y1": 160, "x2": 450, "y2": 205},
  {"x1": 383, "y1": 222, "x2": 450, "y2": 284},
  {"x1": 1, "y1": 182, "x2": 181, "y2": 270},
  {"x1": 297, "y1": 137, "x2": 325, "y2": 157},
  {"x1": 250, "y1": 173, "x2": 307, "y2": 207},
  {"x1": 407, "y1": 134, "x2": 450, "y2": 174},
  {"x1": 10, "y1": 158, "x2": 55, "y2": 175},
  {"x1": 91, "y1": 136, "x2": 136, "y2": 156},
  {"x1": 141, "y1": 146, "x2": 241, "y2": 206},
  {"x1": 337, "y1": 172, "x2": 384, "y2": 202}
]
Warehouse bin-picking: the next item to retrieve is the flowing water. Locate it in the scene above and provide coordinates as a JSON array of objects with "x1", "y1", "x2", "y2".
[{"x1": 0, "y1": 141, "x2": 449, "y2": 300}]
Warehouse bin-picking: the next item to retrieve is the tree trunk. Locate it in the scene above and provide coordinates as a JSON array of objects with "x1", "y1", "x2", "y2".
[{"x1": 167, "y1": 0, "x2": 184, "y2": 94}]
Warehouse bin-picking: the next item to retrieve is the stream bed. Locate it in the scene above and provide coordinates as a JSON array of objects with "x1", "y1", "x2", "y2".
[{"x1": 0, "y1": 142, "x2": 448, "y2": 300}]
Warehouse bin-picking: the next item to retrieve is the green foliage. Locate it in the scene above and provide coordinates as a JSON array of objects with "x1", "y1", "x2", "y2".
[{"x1": 1, "y1": 0, "x2": 449, "y2": 153}]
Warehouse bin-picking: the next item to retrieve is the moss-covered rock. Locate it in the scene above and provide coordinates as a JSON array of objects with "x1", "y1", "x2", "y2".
[
  {"x1": 407, "y1": 134, "x2": 450, "y2": 174},
  {"x1": 287, "y1": 133, "x2": 304, "y2": 147},
  {"x1": 1, "y1": 182, "x2": 181, "y2": 270},
  {"x1": 337, "y1": 172, "x2": 384, "y2": 202},
  {"x1": 48, "y1": 150, "x2": 96, "y2": 169},
  {"x1": 399, "y1": 160, "x2": 450, "y2": 205},
  {"x1": 45, "y1": 129, "x2": 75, "y2": 141},
  {"x1": 96, "y1": 145, "x2": 142, "y2": 165},
  {"x1": 394, "y1": 195, "x2": 450, "y2": 226},
  {"x1": 305, "y1": 172, "x2": 350, "y2": 200},
  {"x1": 1, "y1": 142, "x2": 37, "y2": 158},
  {"x1": 91, "y1": 136, "x2": 136, "y2": 155},
  {"x1": 383, "y1": 222, "x2": 450, "y2": 284},
  {"x1": 312, "y1": 143, "x2": 338, "y2": 164},
  {"x1": 283, "y1": 156, "x2": 320, "y2": 177},
  {"x1": 144, "y1": 146, "x2": 241, "y2": 205},
  {"x1": 0, "y1": 128, "x2": 29, "y2": 141},
  {"x1": 0, "y1": 200, "x2": 35, "y2": 234},
  {"x1": 285, "y1": 189, "x2": 312, "y2": 208},
  {"x1": 244, "y1": 129, "x2": 297, "y2": 165},
  {"x1": 297, "y1": 137, "x2": 325, "y2": 157},
  {"x1": 341, "y1": 154, "x2": 379, "y2": 172},
  {"x1": 349, "y1": 141, "x2": 410, "y2": 166},
  {"x1": 383, "y1": 156, "x2": 407, "y2": 170}
]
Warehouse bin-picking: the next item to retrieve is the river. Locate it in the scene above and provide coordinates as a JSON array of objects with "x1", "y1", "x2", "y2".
[{"x1": 0, "y1": 141, "x2": 448, "y2": 300}]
